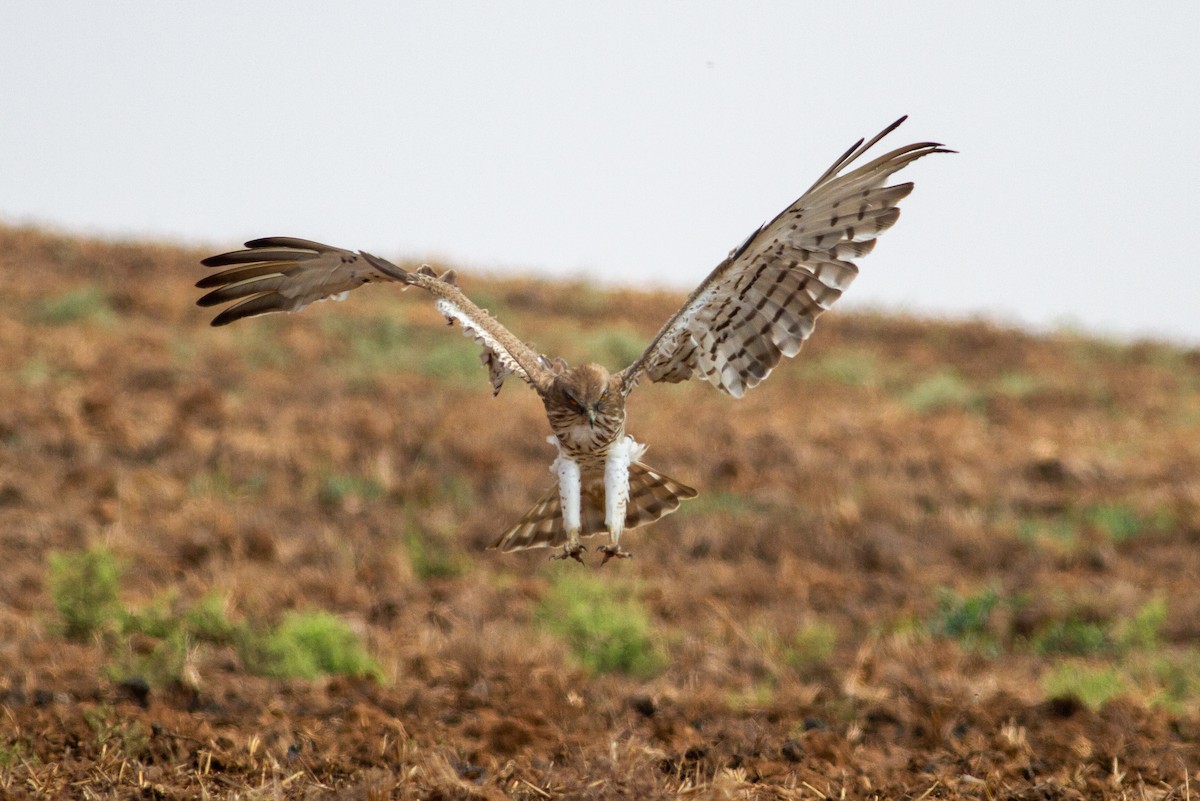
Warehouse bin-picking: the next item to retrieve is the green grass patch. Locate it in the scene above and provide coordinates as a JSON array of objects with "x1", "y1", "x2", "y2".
[
  {"x1": 577, "y1": 326, "x2": 646, "y2": 370},
  {"x1": 34, "y1": 285, "x2": 116, "y2": 326},
  {"x1": 536, "y1": 573, "x2": 666, "y2": 677},
  {"x1": 321, "y1": 314, "x2": 411, "y2": 380},
  {"x1": 48, "y1": 547, "x2": 124, "y2": 641},
  {"x1": 1039, "y1": 628, "x2": 1197, "y2": 715},
  {"x1": 183, "y1": 592, "x2": 245, "y2": 642},
  {"x1": 461, "y1": 289, "x2": 509, "y2": 321},
  {"x1": 47, "y1": 548, "x2": 382, "y2": 685},
  {"x1": 746, "y1": 621, "x2": 837, "y2": 680},
  {"x1": 104, "y1": 591, "x2": 253, "y2": 688},
  {"x1": 901, "y1": 371, "x2": 978, "y2": 414},
  {"x1": 1016, "y1": 504, "x2": 1173, "y2": 553},
  {"x1": 1084, "y1": 503, "x2": 1166, "y2": 541},
  {"x1": 992, "y1": 371, "x2": 1044, "y2": 400},
  {"x1": 928, "y1": 586, "x2": 1001, "y2": 653},
  {"x1": 727, "y1": 679, "x2": 778, "y2": 710},
  {"x1": 107, "y1": 629, "x2": 191, "y2": 689},
  {"x1": 802, "y1": 349, "x2": 882, "y2": 387},
  {"x1": 928, "y1": 584, "x2": 1168, "y2": 665},
  {"x1": 678, "y1": 490, "x2": 761, "y2": 518},
  {"x1": 83, "y1": 704, "x2": 149, "y2": 756},
  {"x1": 229, "y1": 323, "x2": 295, "y2": 371},
  {"x1": 1030, "y1": 616, "x2": 1110, "y2": 656},
  {"x1": 435, "y1": 474, "x2": 476, "y2": 514},
  {"x1": 106, "y1": 591, "x2": 240, "y2": 686},
  {"x1": 1115, "y1": 597, "x2": 1167, "y2": 650},
  {"x1": 322, "y1": 314, "x2": 483, "y2": 386},
  {"x1": 0, "y1": 740, "x2": 33, "y2": 771},
  {"x1": 1016, "y1": 517, "x2": 1079, "y2": 550},
  {"x1": 404, "y1": 526, "x2": 467, "y2": 581},
  {"x1": 1031, "y1": 598, "x2": 1166, "y2": 657},
  {"x1": 120, "y1": 591, "x2": 183, "y2": 640},
  {"x1": 1087, "y1": 504, "x2": 1142, "y2": 542},
  {"x1": 319, "y1": 472, "x2": 386, "y2": 510},
  {"x1": 1043, "y1": 663, "x2": 1125, "y2": 711},
  {"x1": 18, "y1": 357, "x2": 76, "y2": 387},
  {"x1": 251, "y1": 611, "x2": 382, "y2": 681},
  {"x1": 187, "y1": 466, "x2": 265, "y2": 500},
  {"x1": 785, "y1": 621, "x2": 838, "y2": 672},
  {"x1": 923, "y1": 585, "x2": 1179, "y2": 712},
  {"x1": 1142, "y1": 649, "x2": 1200, "y2": 713},
  {"x1": 421, "y1": 340, "x2": 488, "y2": 381}
]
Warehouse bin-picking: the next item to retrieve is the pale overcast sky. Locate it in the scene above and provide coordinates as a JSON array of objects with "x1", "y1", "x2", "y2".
[{"x1": 3, "y1": 2, "x2": 1197, "y2": 343}]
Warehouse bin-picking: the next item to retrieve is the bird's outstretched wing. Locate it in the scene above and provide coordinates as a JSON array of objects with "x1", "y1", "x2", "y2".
[
  {"x1": 197, "y1": 237, "x2": 554, "y2": 395},
  {"x1": 618, "y1": 117, "x2": 951, "y2": 398}
]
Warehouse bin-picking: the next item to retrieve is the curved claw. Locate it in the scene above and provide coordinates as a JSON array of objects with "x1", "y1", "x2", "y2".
[
  {"x1": 597, "y1": 545, "x2": 633, "y2": 566},
  {"x1": 551, "y1": 543, "x2": 588, "y2": 564}
]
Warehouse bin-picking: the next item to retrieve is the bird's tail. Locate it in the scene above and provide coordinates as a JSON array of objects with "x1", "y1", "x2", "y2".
[{"x1": 489, "y1": 462, "x2": 697, "y2": 552}]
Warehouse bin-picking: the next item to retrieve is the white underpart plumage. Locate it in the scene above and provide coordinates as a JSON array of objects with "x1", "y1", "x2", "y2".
[
  {"x1": 603, "y1": 435, "x2": 646, "y2": 546},
  {"x1": 548, "y1": 436, "x2": 582, "y2": 535}
]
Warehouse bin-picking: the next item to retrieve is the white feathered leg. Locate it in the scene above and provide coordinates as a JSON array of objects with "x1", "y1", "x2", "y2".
[
  {"x1": 547, "y1": 436, "x2": 586, "y2": 563},
  {"x1": 599, "y1": 436, "x2": 645, "y2": 565}
]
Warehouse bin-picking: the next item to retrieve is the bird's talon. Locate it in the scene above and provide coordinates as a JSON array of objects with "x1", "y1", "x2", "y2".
[
  {"x1": 598, "y1": 545, "x2": 632, "y2": 565},
  {"x1": 551, "y1": 543, "x2": 588, "y2": 564}
]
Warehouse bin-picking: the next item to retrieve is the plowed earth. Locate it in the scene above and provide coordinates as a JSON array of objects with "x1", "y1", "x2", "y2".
[{"x1": 1, "y1": 224, "x2": 1198, "y2": 799}]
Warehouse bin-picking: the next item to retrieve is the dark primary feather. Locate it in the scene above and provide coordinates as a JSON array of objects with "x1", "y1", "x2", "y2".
[
  {"x1": 196, "y1": 261, "x2": 302, "y2": 290},
  {"x1": 619, "y1": 117, "x2": 951, "y2": 399},
  {"x1": 196, "y1": 238, "x2": 554, "y2": 393},
  {"x1": 197, "y1": 239, "x2": 395, "y2": 326},
  {"x1": 200, "y1": 248, "x2": 323, "y2": 267}
]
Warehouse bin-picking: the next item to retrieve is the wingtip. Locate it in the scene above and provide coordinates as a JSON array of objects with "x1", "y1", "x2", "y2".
[
  {"x1": 244, "y1": 236, "x2": 315, "y2": 250},
  {"x1": 358, "y1": 250, "x2": 410, "y2": 280},
  {"x1": 243, "y1": 237, "x2": 286, "y2": 249},
  {"x1": 881, "y1": 115, "x2": 908, "y2": 137}
]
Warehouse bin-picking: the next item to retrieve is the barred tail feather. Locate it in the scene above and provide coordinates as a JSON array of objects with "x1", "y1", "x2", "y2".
[{"x1": 489, "y1": 463, "x2": 697, "y2": 552}]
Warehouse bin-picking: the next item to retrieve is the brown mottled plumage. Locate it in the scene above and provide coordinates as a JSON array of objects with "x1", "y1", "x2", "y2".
[
  {"x1": 542, "y1": 364, "x2": 624, "y2": 467},
  {"x1": 196, "y1": 117, "x2": 950, "y2": 564}
]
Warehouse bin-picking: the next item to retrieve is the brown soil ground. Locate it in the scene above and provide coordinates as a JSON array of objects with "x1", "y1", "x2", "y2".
[{"x1": 1, "y1": 223, "x2": 1198, "y2": 799}]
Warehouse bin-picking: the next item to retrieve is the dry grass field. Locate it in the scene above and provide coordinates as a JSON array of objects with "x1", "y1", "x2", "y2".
[{"x1": 1, "y1": 223, "x2": 1198, "y2": 799}]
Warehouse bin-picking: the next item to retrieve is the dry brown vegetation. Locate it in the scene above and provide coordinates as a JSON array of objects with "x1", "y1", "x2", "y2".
[{"x1": 1, "y1": 222, "x2": 1198, "y2": 799}]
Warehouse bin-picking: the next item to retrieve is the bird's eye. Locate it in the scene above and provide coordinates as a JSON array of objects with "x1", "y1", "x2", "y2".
[{"x1": 598, "y1": 391, "x2": 608, "y2": 403}]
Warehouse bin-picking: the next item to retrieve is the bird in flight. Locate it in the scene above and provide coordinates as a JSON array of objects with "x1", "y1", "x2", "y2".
[{"x1": 197, "y1": 117, "x2": 950, "y2": 565}]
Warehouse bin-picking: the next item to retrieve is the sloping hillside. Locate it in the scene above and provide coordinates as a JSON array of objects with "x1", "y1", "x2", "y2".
[{"x1": 1, "y1": 223, "x2": 1197, "y2": 798}]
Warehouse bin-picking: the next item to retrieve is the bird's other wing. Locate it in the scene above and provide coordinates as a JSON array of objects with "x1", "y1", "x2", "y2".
[
  {"x1": 618, "y1": 117, "x2": 952, "y2": 398},
  {"x1": 198, "y1": 238, "x2": 554, "y2": 395},
  {"x1": 198, "y1": 237, "x2": 402, "y2": 325}
]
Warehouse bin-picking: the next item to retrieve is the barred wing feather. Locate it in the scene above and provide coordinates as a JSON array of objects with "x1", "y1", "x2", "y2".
[{"x1": 620, "y1": 117, "x2": 951, "y2": 398}]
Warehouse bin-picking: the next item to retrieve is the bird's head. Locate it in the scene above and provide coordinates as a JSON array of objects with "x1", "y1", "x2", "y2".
[{"x1": 551, "y1": 363, "x2": 622, "y2": 427}]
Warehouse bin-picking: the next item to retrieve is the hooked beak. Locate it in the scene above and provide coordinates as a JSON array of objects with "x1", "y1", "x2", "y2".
[{"x1": 587, "y1": 409, "x2": 597, "y2": 425}]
